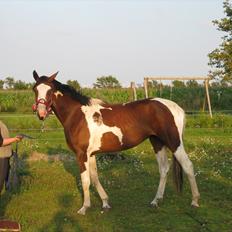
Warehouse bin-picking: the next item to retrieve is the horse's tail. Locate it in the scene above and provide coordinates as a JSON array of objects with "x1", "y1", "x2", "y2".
[
  {"x1": 172, "y1": 110, "x2": 185, "y2": 193},
  {"x1": 172, "y1": 155, "x2": 183, "y2": 193}
]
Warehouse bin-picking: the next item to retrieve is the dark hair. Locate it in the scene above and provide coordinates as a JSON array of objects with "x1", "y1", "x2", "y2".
[{"x1": 53, "y1": 80, "x2": 90, "y2": 105}]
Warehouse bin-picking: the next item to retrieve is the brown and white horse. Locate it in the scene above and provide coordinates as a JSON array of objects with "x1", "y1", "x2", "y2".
[{"x1": 32, "y1": 71, "x2": 200, "y2": 215}]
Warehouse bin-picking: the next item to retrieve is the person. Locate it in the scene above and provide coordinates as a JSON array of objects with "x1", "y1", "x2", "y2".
[{"x1": 0, "y1": 121, "x2": 23, "y2": 194}]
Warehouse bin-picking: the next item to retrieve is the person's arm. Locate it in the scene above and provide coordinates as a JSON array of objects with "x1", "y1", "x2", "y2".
[
  {"x1": 1, "y1": 136, "x2": 23, "y2": 146},
  {"x1": 0, "y1": 133, "x2": 3, "y2": 146}
]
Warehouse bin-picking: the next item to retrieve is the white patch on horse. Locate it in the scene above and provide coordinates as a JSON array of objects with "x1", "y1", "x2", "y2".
[
  {"x1": 54, "y1": 91, "x2": 63, "y2": 98},
  {"x1": 37, "y1": 84, "x2": 51, "y2": 100},
  {"x1": 90, "y1": 98, "x2": 105, "y2": 105},
  {"x1": 81, "y1": 104, "x2": 123, "y2": 155},
  {"x1": 152, "y1": 98, "x2": 185, "y2": 141}
]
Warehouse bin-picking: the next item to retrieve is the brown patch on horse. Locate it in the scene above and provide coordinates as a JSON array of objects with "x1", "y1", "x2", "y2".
[
  {"x1": 100, "y1": 99, "x2": 181, "y2": 152},
  {"x1": 149, "y1": 135, "x2": 164, "y2": 153},
  {"x1": 93, "y1": 112, "x2": 103, "y2": 126},
  {"x1": 100, "y1": 132, "x2": 122, "y2": 152},
  {"x1": 63, "y1": 113, "x2": 90, "y2": 174}
]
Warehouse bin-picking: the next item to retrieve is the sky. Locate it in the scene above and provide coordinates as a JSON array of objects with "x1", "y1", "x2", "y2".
[{"x1": 0, "y1": 0, "x2": 224, "y2": 87}]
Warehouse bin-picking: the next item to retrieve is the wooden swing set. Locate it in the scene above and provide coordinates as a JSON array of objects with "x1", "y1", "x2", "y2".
[{"x1": 131, "y1": 76, "x2": 212, "y2": 118}]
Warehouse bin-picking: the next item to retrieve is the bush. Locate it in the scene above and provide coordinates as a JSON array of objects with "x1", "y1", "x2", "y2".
[{"x1": 186, "y1": 114, "x2": 232, "y2": 128}]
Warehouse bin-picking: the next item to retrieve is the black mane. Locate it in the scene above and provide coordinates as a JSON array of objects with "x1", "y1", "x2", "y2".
[{"x1": 53, "y1": 80, "x2": 90, "y2": 105}]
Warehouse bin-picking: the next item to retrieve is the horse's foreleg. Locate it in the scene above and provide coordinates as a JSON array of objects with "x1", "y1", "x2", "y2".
[
  {"x1": 89, "y1": 156, "x2": 111, "y2": 210},
  {"x1": 151, "y1": 147, "x2": 169, "y2": 207},
  {"x1": 174, "y1": 144, "x2": 200, "y2": 207},
  {"x1": 77, "y1": 157, "x2": 91, "y2": 215}
]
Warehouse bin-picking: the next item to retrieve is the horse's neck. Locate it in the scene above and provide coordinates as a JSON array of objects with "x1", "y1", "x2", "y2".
[{"x1": 52, "y1": 95, "x2": 82, "y2": 127}]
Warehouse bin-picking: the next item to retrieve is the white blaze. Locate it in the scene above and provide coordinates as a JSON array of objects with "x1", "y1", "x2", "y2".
[{"x1": 36, "y1": 84, "x2": 51, "y2": 100}]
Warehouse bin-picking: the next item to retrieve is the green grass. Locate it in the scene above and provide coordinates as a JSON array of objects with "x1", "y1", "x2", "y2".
[{"x1": 0, "y1": 116, "x2": 232, "y2": 231}]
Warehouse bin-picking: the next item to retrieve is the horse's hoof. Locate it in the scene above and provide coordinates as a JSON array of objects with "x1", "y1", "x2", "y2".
[
  {"x1": 150, "y1": 201, "x2": 159, "y2": 208},
  {"x1": 101, "y1": 205, "x2": 111, "y2": 213},
  {"x1": 191, "y1": 202, "x2": 200, "y2": 208},
  {"x1": 77, "y1": 206, "x2": 88, "y2": 215},
  {"x1": 150, "y1": 198, "x2": 162, "y2": 208}
]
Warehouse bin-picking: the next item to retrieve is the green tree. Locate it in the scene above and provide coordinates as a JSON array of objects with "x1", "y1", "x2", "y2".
[
  {"x1": 172, "y1": 80, "x2": 185, "y2": 88},
  {"x1": 93, "y1": 76, "x2": 122, "y2": 88},
  {"x1": 208, "y1": 0, "x2": 232, "y2": 85},
  {"x1": 186, "y1": 80, "x2": 199, "y2": 88},
  {"x1": 14, "y1": 80, "x2": 28, "y2": 90},
  {"x1": 67, "y1": 80, "x2": 81, "y2": 90},
  {"x1": 26, "y1": 82, "x2": 35, "y2": 89},
  {"x1": 0, "y1": 80, "x2": 4, "y2": 89},
  {"x1": 148, "y1": 80, "x2": 159, "y2": 88},
  {"x1": 4, "y1": 77, "x2": 15, "y2": 89}
]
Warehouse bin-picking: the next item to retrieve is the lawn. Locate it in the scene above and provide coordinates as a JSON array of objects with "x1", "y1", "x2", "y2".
[{"x1": 0, "y1": 116, "x2": 231, "y2": 232}]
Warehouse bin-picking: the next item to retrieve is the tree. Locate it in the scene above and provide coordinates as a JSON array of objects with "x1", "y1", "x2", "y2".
[
  {"x1": 14, "y1": 80, "x2": 28, "y2": 90},
  {"x1": 67, "y1": 80, "x2": 81, "y2": 90},
  {"x1": 208, "y1": 0, "x2": 232, "y2": 85},
  {"x1": 4, "y1": 77, "x2": 15, "y2": 89},
  {"x1": 0, "y1": 80, "x2": 4, "y2": 89},
  {"x1": 148, "y1": 80, "x2": 159, "y2": 88},
  {"x1": 186, "y1": 80, "x2": 199, "y2": 88},
  {"x1": 26, "y1": 82, "x2": 35, "y2": 89},
  {"x1": 93, "y1": 76, "x2": 121, "y2": 88},
  {"x1": 172, "y1": 80, "x2": 185, "y2": 88}
]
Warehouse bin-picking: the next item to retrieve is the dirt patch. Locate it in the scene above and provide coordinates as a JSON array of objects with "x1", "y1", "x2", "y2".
[{"x1": 28, "y1": 151, "x2": 75, "y2": 162}]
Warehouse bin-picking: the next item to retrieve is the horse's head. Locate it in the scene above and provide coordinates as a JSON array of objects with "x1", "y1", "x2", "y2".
[{"x1": 32, "y1": 70, "x2": 58, "y2": 120}]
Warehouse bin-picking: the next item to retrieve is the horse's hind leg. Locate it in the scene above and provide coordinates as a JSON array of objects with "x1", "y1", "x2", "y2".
[
  {"x1": 174, "y1": 143, "x2": 200, "y2": 207},
  {"x1": 89, "y1": 156, "x2": 111, "y2": 210},
  {"x1": 149, "y1": 136, "x2": 170, "y2": 207}
]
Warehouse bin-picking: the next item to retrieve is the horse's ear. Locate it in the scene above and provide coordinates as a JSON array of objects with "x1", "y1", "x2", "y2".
[
  {"x1": 48, "y1": 71, "x2": 59, "y2": 82},
  {"x1": 33, "y1": 70, "x2": 39, "y2": 81}
]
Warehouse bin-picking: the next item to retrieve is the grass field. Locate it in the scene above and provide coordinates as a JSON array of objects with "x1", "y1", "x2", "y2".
[{"x1": 0, "y1": 115, "x2": 232, "y2": 232}]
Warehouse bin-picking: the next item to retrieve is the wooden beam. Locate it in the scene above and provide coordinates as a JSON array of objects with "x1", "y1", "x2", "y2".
[{"x1": 145, "y1": 76, "x2": 210, "y2": 81}]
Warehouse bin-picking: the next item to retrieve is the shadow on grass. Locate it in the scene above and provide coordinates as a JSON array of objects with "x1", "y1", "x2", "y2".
[
  {"x1": 0, "y1": 151, "x2": 30, "y2": 220},
  {"x1": 46, "y1": 145, "x2": 71, "y2": 157},
  {"x1": 39, "y1": 193, "x2": 84, "y2": 232}
]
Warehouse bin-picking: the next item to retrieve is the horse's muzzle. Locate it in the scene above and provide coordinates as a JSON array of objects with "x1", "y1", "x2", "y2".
[
  {"x1": 32, "y1": 100, "x2": 51, "y2": 120},
  {"x1": 37, "y1": 109, "x2": 47, "y2": 120}
]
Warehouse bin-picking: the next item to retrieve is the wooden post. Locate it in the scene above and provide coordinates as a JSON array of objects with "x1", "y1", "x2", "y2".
[
  {"x1": 144, "y1": 78, "x2": 148, "y2": 98},
  {"x1": 202, "y1": 94, "x2": 206, "y2": 112},
  {"x1": 159, "y1": 79, "x2": 162, "y2": 97},
  {"x1": 130, "y1": 82, "x2": 137, "y2": 101},
  {"x1": 170, "y1": 83, "x2": 173, "y2": 100},
  {"x1": 205, "y1": 79, "x2": 212, "y2": 118}
]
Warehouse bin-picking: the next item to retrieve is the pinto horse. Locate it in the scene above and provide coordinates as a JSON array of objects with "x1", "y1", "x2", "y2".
[{"x1": 32, "y1": 71, "x2": 200, "y2": 215}]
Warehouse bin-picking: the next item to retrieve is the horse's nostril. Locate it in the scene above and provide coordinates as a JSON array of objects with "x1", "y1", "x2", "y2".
[
  {"x1": 38, "y1": 116, "x2": 43, "y2": 120},
  {"x1": 38, "y1": 114, "x2": 45, "y2": 121}
]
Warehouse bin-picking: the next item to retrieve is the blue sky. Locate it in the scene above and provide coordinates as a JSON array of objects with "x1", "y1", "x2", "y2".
[{"x1": 0, "y1": 0, "x2": 224, "y2": 87}]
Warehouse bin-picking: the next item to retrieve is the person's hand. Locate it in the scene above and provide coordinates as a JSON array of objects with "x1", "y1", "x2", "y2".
[{"x1": 15, "y1": 135, "x2": 23, "y2": 142}]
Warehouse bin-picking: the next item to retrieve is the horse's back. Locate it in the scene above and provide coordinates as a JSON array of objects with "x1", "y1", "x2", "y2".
[{"x1": 152, "y1": 98, "x2": 185, "y2": 137}]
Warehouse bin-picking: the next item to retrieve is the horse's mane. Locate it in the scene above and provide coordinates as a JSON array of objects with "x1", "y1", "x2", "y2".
[{"x1": 53, "y1": 80, "x2": 90, "y2": 105}]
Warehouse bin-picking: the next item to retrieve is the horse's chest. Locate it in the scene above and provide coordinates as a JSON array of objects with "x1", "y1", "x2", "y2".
[{"x1": 81, "y1": 104, "x2": 123, "y2": 154}]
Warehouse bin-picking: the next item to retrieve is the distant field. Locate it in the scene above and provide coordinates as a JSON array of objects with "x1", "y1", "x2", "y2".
[
  {"x1": 1, "y1": 86, "x2": 232, "y2": 113},
  {"x1": 0, "y1": 114, "x2": 231, "y2": 232}
]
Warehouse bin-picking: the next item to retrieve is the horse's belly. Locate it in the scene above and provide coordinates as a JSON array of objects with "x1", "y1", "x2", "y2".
[{"x1": 98, "y1": 130, "x2": 147, "y2": 153}]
